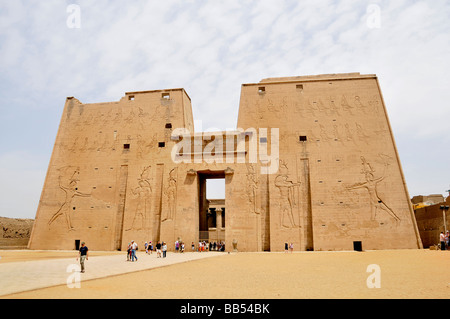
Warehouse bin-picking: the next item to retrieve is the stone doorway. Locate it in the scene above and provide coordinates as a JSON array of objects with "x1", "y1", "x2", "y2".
[{"x1": 198, "y1": 171, "x2": 225, "y2": 249}]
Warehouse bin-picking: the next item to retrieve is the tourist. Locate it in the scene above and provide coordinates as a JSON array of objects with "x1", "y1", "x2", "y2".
[
  {"x1": 156, "y1": 241, "x2": 162, "y2": 258},
  {"x1": 131, "y1": 240, "x2": 138, "y2": 261},
  {"x1": 162, "y1": 242, "x2": 167, "y2": 258},
  {"x1": 175, "y1": 240, "x2": 179, "y2": 253},
  {"x1": 191, "y1": 242, "x2": 195, "y2": 252},
  {"x1": 149, "y1": 241, "x2": 153, "y2": 254},
  {"x1": 289, "y1": 242, "x2": 294, "y2": 253},
  {"x1": 126, "y1": 242, "x2": 132, "y2": 261},
  {"x1": 76, "y1": 241, "x2": 88, "y2": 273},
  {"x1": 440, "y1": 232, "x2": 446, "y2": 250},
  {"x1": 181, "y1": 242, "x2": 185, "y2": 253},
  {"x1": 145, "y1": 242, "x2": 148, "y2": 254}
]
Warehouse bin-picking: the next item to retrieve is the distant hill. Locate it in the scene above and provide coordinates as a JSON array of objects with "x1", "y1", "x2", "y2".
[{"x1": 0, "y1": 216, "x2": 34, "y2": 249}]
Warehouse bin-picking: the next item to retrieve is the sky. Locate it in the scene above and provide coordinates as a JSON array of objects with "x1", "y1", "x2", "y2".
[{"x1": 0, "y1": 0, "x2": 449, "y2": 219}]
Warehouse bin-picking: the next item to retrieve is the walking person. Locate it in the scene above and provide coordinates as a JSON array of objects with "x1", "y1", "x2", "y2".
[
  {"x1": 162, "y1": 242, "x2": 167, "y2": 258},
  {"x1": 76, "y1": 242, "x2": 88, "y2": 273},
  {"x1": 156, "y1": 241, "x2": 162, "y2": 258},
  {"x1": 126, "y1": 242, "x2": 132, "y2": 261},
  {"x1": 131, "y1": 240, "x2": 138, "y2": 261},
  {"x1": 440, "y1": 232, "x2": 446, "y2": 250},
  {"x1": 145, "y1": 242, "x2": 148, "y2": 254},
  {"x1": 175, "y1": 240, "x2": 179, "y2": 253},
  {"x1": 192, "y1": 242, "x2": 195, "y2": 252},
  {"x1": 289, "y1": 242, "x2": 294, "y2": 253},
  {"x1": 149, "y1": 241, "x2": 153, "y2": 254}
]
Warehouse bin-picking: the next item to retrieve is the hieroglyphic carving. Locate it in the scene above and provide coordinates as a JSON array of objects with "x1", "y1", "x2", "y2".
[
  {"x1": 124, "y1": 109, "x2": 135, "y2": 126},
  {"x1": 316, "y1": 99, "x2": 329, "y2": 115},
  {"x1": 67, "y1": 137, "x2": 79, "y2": 153},
  {"x1": 355, "y1": 123, "x2": 370, "y2": 145},
  {"x1": 319, "y1": 124, "x2": 333, "y2": 143},
  {"x1": 332, "y1": 124, "x2": 344, "y2": 144},
  {"x1": 48, "y1": 167, "x2": 91, "y2": 230},
  {"x1": 329, "y1": 98, "x2": 340, "y2": 116},
  {"x1": 126, "y1": 166, "x2": 152, "y2": 231},
  {"x1": 354, "y1": 96, "x2": 368, "y2": 114},
  {"x1": 275, "y1": 160, "x2": 300, "y2": 228},
  {"x1": 341, "y1": 95, "x2": 354, "y2": 115},
  {"x1": 344, "y1": 123, "x2": 356, "y2": 144},
  {"x1": 162, "y1": 168, "x2": 177, "y2": 222},
  {"x1": 246, "y1": 164, "x2": 258, "y2": 215},
  {"x1": 368, "y1": 97, "x2": 380, "y2": 115},
  {"x1": 113, "y1": 109, "x2": 123, "y2": 124},
  {"x1": 346, "y1": 155, "x2": 400, "y2": 223}
]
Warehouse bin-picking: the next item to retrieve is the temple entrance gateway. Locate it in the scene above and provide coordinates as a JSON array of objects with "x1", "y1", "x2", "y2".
[{"x1": 198, "y1": 171, "x2": 225, "y2": 249}]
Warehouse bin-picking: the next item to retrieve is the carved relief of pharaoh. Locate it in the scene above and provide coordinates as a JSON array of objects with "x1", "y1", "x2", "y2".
[
  {"x1": 48, "y1": 168, "x2": 91, "y2": 230},
  {"x1": 275, "y1": 160, "x2": 300, "y2": 228},
  {"x1": 345, "y1": 155, "x2": 400, "y2": 223},
  {"x1": 162, "y1": 168, "x2": 177, "y2": 222},
  {"x1": 246, "y1": 164, "x2": 258, "y2": 215},
  {"x1": 127, "y1": 166, "x2": 152, "y2": 231}
]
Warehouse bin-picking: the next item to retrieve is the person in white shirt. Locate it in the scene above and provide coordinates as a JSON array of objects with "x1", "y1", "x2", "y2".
[{"x1": 131, "y1": 240, "x2": 138, "y2": 261}]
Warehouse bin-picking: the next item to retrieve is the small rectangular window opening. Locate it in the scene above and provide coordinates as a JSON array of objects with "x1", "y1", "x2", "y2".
[
  {"x1": 158, "y1": 142, "x2": 165, "y2": 148},
  {"x1": 299, "y1": 136, "x2": 307, "y2": 142},
  {"x1": 165, "y1": 123, "x2": 172, "y2": 129},
  {"x1": 162, "y1": 93, "x2": 170, "y2": 100},
  {"x1": 128, "y1": 95, "x2": 135, "y2": 101},
  {"x1": 123, "y1": 144, "x2": 130, "y2": 150},
  {"x1": 296, "y1": 84, "x2": 303, "y2": 91},
  {"x1": 258, "y1": 87, "x2": 265, "y2": 94}
]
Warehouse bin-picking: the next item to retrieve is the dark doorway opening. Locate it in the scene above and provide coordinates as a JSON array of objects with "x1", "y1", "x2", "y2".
[
  {"x1": 75, "y1": 239, "x2": 81, "y2": 250},
  {"x1": 353, "y1": 241, "x2": 363, "y2": 252},
  {"x1": 198, "y1": 171, "x2": 225, "y2": 247}
]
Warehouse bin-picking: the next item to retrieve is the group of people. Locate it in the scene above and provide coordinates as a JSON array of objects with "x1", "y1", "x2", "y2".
[
  {"x1": 123, "y1": 239, "x2": 226, "y2": 261},
  {"x1": 126, "y1": 240, "x2": 139, "y2": 261},
  {"x1": 439, "y1": 231, "x2": 450, "y2": 250},
  {"x1": 193, "y1": 241, "x2": 225, "y2": 252},
  {"x1": 284, "y1": 242, "x2": 294, "y2": 253},
  {"x1": 126, "y1": 240, "x2": 169, "y2": 259}
]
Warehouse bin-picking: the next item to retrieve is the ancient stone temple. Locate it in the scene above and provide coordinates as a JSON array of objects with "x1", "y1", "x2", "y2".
[{"x1": 28, "y1": 73, "x2": 423, "y2": 252}]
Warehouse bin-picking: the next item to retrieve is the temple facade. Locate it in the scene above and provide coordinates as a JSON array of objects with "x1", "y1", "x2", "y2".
[{"x1": 28, "y1": 73, "x2": 423, "y2": 251}]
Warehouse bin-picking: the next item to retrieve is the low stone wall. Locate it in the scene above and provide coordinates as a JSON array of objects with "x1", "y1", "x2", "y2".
[{"x1": 0, "y1": 217, "x2": 34, "y2": 249}]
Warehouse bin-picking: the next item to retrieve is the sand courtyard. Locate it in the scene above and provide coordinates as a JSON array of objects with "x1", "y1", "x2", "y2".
[{"x1": 0, "y1": 248, "x2": 449, "y2": 299}]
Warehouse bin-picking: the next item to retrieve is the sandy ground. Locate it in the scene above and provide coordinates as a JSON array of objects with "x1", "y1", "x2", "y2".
[{"x1": 2, "y1": 249, "x2": 450, "y2": 299}]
